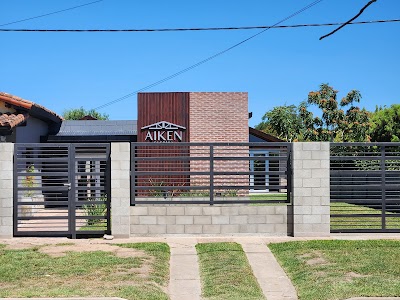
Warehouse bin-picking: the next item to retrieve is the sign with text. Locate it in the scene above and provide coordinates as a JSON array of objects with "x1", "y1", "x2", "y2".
[{"x1": 141, "y1": 121, "x2": 186, "y2": 142}]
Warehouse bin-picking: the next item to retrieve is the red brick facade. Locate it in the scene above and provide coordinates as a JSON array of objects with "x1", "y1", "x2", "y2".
[
  {"x1": 189, "y1": 92, "x2": 249, "y2": 196},
  {"x1": 189, "y1": 92, "x2": 248, "y2": 143}
]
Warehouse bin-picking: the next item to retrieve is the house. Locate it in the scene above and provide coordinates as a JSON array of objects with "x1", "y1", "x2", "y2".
[
  {"x1": 1, "y1": 91, "x2": 284, "y2": 193},
  {"x1": 0, "y1": 92, "x2": 62, "y2": 143}
]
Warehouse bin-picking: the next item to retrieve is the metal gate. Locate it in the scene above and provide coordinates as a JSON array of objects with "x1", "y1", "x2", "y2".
[
  {"x1": 14, "y1": 143, "x2": 111, "y2": 238},
  {"x1": 330, "y1": 143, "x2": 400, "y2": 233}
]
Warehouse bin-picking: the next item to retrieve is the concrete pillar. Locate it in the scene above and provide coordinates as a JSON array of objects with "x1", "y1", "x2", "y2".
[
  {"x1": 111, "y1": 143, "x2": 130, "y2": 238},
  {"x1": 292, "y1": 142, "x2": 330, "y2": 237},
  {"x1": 0, "y1": 143, "x2": 14, "y2": 238}
]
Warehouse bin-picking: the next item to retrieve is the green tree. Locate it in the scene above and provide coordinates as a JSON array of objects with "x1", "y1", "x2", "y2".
[
  {"x1": 300, "y1": 83, "x2": 370, "y2": 142},
  {"x1": 255, "y1": 84, "x2": 371, "y2": 142},
  {"x1": 369, "y1": 104, "x2": 400, "y2": 142},
  {"x1": 256, "y1": 105, "x2": 302, "y2": 142},
  {"x1": 63, "y1": 107, "x2": 109, "y2": 120}
]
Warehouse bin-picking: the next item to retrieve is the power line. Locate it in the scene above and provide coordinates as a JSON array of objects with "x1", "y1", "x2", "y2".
[
  {"x1": 1, "y1": 19, "x2": 398, "y2": 32},
  {"x1": 0, "y1": 0, "x2": 104, "y2": 27},
  {"x1": 93, "y1": 0, "x2": 324, "y2": 111},
  {"x1": 320, "y1": 0, "x2": 378, "y2": 40}
]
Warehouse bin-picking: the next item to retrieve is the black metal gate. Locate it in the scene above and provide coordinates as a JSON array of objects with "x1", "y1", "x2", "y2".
[
  {"x1": 330, "y1": 143, "x2": 400, "y2": 233},
  {"x1": 14, "y1": 143, "x2": 111, "y2": 238}
]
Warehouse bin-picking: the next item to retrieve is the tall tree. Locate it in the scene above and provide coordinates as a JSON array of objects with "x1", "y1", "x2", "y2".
[
  {"x1": 63, "y1": 107, "x2": 109, "y2": 120},
  {"x1": 369, "y1": 104, "x2": 400, "y2": 142},
  {"x1": 256, "y1": 84, "x2": 371, "y2": 142},
  {"x1": 300, "y1": 83, "x2": 370, "y2": 142}
]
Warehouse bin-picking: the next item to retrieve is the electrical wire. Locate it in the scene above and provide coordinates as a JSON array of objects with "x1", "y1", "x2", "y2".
[
  {"x1": 93, "y1": 0, "x2": 324, "y2": 111},
  {"x1": 320, "y1": 0, "x2": 378, "y2": 40},
  {"x1": 0, "y1": 0, "x2": 104, "y2": 27},
  {"x1": 1, "y1": 19, "x2": 398, "y2": 32}
]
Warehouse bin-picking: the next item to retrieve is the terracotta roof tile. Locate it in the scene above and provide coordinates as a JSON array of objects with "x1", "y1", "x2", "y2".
[
  {"x1": 0, "y1": 92, "x2": 63, "y2": 121},
  {"x1": 0, "y1": 92, "x2": 33, "y2": 109},
  {"x1": 0, "y1": 112, "x2": 29, "y2": 129}
]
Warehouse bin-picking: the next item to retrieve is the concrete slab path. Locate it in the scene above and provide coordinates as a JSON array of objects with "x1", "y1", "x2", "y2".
[
  {"x1": 238, "y1": 238, "x2": 298, "y2": 300},
  {"x1": 167, "y1": 238, "x2": 202, "y2": 300}
]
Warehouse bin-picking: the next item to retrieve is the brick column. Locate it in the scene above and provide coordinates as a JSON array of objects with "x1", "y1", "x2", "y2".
[
  {"x1": 0, "y1": 143, "x2": 14, "y2": 238},
  {"x1": 111, "y1": 143, "x2": 130, "y2": 238},
  {"x1": 292, "y1": 142, "x2": 330, "y2": 237}
]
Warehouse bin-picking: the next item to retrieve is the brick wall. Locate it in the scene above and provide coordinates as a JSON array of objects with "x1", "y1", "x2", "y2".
[
  {"x1": 189, "y1": 92, "x2": 249, "y2": 194},
  {"x1": 189, "y1": 92, "x2": 248, "y2": 143}
]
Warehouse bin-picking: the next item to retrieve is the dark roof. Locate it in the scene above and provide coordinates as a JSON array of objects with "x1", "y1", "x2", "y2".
[
  {"x1": 0, "y1": 112, "x2": 29, "y2": 129},
  {"x1": 55, "y1": 120, "x2": 137, "y2": 136},
  {"x1": 249, "y1": 127, "x2": 283, "y2": 142},
  {"x1": 80, "y1": 115, "x2": 98, "y2": 120}
]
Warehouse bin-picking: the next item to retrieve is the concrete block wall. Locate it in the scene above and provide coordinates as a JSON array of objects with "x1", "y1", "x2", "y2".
[
  {"x1": 130, "y1": 205, "x2": 291, "y2": 236},
  {"x1": 292, "y1": 142, "x2": 330, "y2": 237},
  {"x1": 0, "y1": 143, "x2": 14, "y2": 238},
  {"x1": 111, "y1": 143, "x2": 131, "y2": 238}
]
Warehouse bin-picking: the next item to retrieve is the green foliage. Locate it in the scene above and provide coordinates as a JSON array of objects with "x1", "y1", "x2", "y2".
[
  {"x1": 255, "y1": 83, "x2": 371, "y2": 142},
  {"x1": 62, "y1": 107, "x2": 109, "y2": 120},
  {"x1": 22, "y1": 165, "x2": 35, "y2": 197},
  {"x1": 82, "y1": 196, "x2": 107, "y2": 226},
  {"x1": 369, "y1": 104, "x2": 400, "y2": 142},
  {"x1": 256, "y1": 105, "x2": 302, "y2": 142},
  {"x1": 301, "y1": 83, "x2": 370, "y2": 142}
]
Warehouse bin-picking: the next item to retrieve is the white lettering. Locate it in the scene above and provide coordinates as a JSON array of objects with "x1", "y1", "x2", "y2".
[
  {"x1": 174, "y1": 131, "x2": 183, "y2": 142},
  {"x1": 142, "y1": 122, "x2": 186, "y2": 143},
  {"x1": 167, "y1": 131, "x2": 173, "y2": 140},
  {"x1": 157, "y1": 131, "x2": 166, "y2": 141},
  {"x1": 145, "y1": 131, "x2": 153, "y2": 141}
]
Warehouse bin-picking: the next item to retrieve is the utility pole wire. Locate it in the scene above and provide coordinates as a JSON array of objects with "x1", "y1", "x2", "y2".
[
  {"x1": 1, "y1": 19, "x2": 398, "y2": 32},
  {"x1": 0, "y1": 0, "x2": 104, "y2": 27},
  {"x1": 93, "y1": 0, "x2": 324, "y2": 111},
  {"x1": 320, "y1": 0, "x2": 378, "y2": 40}
]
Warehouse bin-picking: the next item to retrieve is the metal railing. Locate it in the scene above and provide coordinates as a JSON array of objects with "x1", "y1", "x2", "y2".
[
  {"x1": 13, "y1": 143, "x2": 111, "y2": 238},
  {"x1": 131, "y1": 142, "x2": 291, "y2": 205},
  {"x1": 330, "y1": 142, "x2": 400, "y2": 233}
]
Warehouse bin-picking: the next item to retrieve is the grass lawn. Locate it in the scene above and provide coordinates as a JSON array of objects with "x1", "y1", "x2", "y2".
[
  {"x1": 249, "y1": 193, "x2": 287, "y2": 201},
  {"x1": 196, "y1": 242, "x2": 265, "y2": 300},
  {"x1": 269, "y1": 240, "x2": 400, "y2": 300},
  {"x1": 0, "y1": 242, "x2": 170, "y2": 300},
  {"x1": 331, "y1": 202, "x2": 400, "y2": 230}
]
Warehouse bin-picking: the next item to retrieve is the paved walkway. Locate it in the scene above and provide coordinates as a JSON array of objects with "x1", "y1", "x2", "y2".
[
  {"x1": 168, "y1": 238, "x2": 202, "y2": 300},
  {"x1": 165, "y1": 237, "x2": 298, "y2": 300},
  {"x1": 239, "y1": 238, "x2": 298, "y2": 300}
]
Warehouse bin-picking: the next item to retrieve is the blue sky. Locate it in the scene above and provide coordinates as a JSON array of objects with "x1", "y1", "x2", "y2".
[{"x1": 1, "y1": 0, "x2": 399, "y2": 127}]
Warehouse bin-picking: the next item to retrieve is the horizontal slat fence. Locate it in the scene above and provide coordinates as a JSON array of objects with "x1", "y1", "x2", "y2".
[
  {"x1": 330, "y1": 143, "x2": 400, "y2": 233},
  {"x1": 131, "y1": 142, "x2": 291, "y2": 205},
  {"x1": 13, "y1": 143, "x2": 111, "y2": 238}
]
